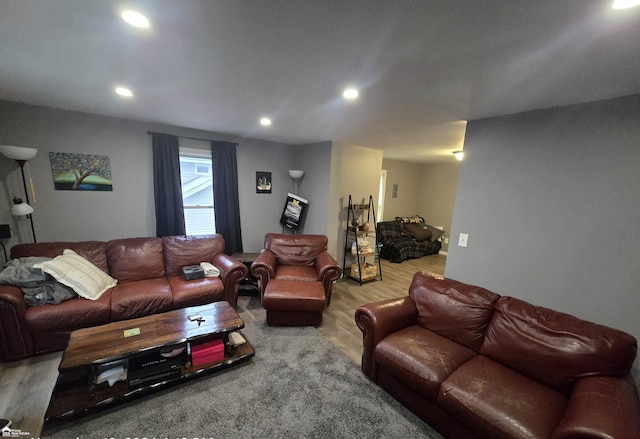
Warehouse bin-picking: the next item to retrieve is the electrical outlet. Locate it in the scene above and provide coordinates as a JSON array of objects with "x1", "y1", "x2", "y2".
[
  {"x1": 458, "y1": 233, "x2": 469, "y2": 247},
  {"x1": 444, "y1": 237, "x2": 449, "y2": 244}
]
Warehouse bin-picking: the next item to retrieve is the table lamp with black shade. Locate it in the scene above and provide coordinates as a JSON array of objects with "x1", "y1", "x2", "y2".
[{"x1": 0, "y1": 145, "x2": 38, "y2": 243}]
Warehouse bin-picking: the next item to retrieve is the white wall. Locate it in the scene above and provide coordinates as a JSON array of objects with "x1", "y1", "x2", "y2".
[
  {"x1": 381, "y1": 159, "x2": 421, "y2": 220},
  {"x1": 446, "y1": 94, "x2": 640, "y2": 381},
  {"x1": 334, "y1": 142, "x2": 384, "y2": 269},
  {"x1": 417, "y1": 163, "x2": 460, "y2": 252}
]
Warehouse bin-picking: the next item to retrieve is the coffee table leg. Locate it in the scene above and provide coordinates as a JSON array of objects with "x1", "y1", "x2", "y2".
[{"x1": 88, "y1": 366, "x2": 97, "y2": 399}]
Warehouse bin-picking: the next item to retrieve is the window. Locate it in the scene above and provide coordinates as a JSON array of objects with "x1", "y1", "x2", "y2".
[{"x1": 179, "y1": 150, "x2": 215, "y2": 236}]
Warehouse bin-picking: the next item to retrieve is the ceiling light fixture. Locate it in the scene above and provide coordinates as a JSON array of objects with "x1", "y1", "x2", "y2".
[
  {"x1": 453, "y1": 151, "x2": 464, "y2": 161},
  {"x1": 115, "y1": 87, "x2": 133, "y2": 97},
  {"x1": 612, "y1": 0, "x2": 640, "y2": 9},
  {"x1": 121, "y1": 10, "x2": 150, "y2": 28},
  {"x1": 260, "y1": 117, "x2": 272, "y2": 126},
  {"x1": 343, "y1": 88, "x2": 359, "y2": 100}
]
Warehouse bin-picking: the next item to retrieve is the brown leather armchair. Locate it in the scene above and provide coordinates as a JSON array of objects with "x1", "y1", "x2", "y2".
[{"x1": 250, "y1": 233, "x2": 342, "y2": 304}]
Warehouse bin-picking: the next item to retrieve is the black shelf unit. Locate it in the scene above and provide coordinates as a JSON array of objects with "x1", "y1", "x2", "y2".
[{"x1": 342, "y1": 195, "x2": 382, "y2": 285}]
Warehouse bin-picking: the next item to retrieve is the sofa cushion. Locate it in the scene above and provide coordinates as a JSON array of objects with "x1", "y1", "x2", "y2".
[
  {"x1": 25, "y1": 292, "x2": 112, "y2": 331},
  {"x1": 106, "y1": 237, "x2": 165, "y2": 282},
  {"x1": 480, "y1": 297, "x2": 638, "y2": 391},
  {"x1": 409, "y1": 274, "x2": 500, "y2": 351},
  {"x1": 168, "y1": 276, "x2": 225, "y2": 309},
  {"x1": 376, "y1": 221, "x2": 403, "y2": 242},
  {"x1": 110, "y1": 278, "x2": 173, "y2": 320},
  {"x1": 376, "y1": 325, "x2": 476, "y2": 400},
  {"x1": 162, "y1": 235, "x2": 225, "y2": 278},
  {"x1": 11, "y1": 241, "x2": 109, "y2": 272},
  {"x1": 438, "y1": 355, "x2": 567, "y2": 439},
  {"x1": 265, "y1": 233, "x2": 328, "y2": 266},
  {"x1": 274, "y1": 265, "x2": 319, "y2": 282}
]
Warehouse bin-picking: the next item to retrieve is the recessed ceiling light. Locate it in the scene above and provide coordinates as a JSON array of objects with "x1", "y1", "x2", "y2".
[
  {"x1": 343, "y1": 88, "x2": 359, "y2": 100},
  {"x1": 121, "y1": 10, "x2": 150, "y2": 28},
  {"x1": 115, "y1": 87, "x2": 133, "y2": 97},
  {"x1": 260, "y1": 117, "x2": 272, "y2": 126},
  {"x1": 612, "y1": 0, "x2": 640, "y2": 9}
]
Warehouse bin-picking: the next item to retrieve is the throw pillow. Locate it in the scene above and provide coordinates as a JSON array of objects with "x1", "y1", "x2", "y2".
[
  {"x1": 425, "y1": 224, "x2": 445, "y2": 242},
  {"x1": 395, "y1": 215, "x2": 425, "y2": 224},
  {"x1": 34, "y1": 249, "x2": 117, "y2": 300},
  {"x1": 404, "y1": 223, "x2": 433, "y2": 242}
]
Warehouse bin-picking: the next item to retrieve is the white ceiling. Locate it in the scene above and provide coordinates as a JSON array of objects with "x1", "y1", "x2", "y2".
[{"x1": 1, "y1": 1, "x2": 639, "y2": 163}]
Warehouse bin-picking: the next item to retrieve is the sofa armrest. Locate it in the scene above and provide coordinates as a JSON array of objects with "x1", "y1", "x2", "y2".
[
  {"x1": 314, "y1": 251, "x2": 342, "y2": 305},
  {"x1": 355, "y1": 296, "x2": 418, "y2": 380},
  {"x1": 250, "y1": 250, "x2": 277, "y2": 298},
  {"x1": 0, "y1": 285, "x2": 33, "y2": 362},
  {"x1": 211, "y1": 253, "x2": 248, "y2": 309},
  {"x1": 551, "y1": 375, "x2": 640, "y2": 439}
]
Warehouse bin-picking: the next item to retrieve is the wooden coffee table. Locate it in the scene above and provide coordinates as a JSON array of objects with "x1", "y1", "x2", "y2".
[{"x1": 45, "y1": 301, "x2": 254, "y2": 423}]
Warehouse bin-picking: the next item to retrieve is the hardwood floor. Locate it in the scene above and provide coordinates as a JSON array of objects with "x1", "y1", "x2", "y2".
[
  {"x1": 0, "y1": 351, "x2": 61, "y2": 436},
  {"x1": 318, "y1": 254, "x2": 446, "y2": 362},
  {"x1": 0, "y1": 253, "x2": 445, "y2": 436},
  {"x1": 237, "y1": 253, "x2": 447, "y2": 363}
]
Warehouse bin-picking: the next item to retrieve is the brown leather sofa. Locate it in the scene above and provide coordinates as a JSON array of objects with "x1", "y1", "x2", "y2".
[
  {"x1": 250, "y1": 234, "x2": 342, "y2": 326},
  {"x1": 356, "y1": 272, "x2": 640, "y2": 439},
  {"x1": 0, "y1": 235, "x2": 247, "y2": 362}
]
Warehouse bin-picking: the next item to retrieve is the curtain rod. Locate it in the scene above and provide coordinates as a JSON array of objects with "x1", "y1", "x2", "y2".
[{"x1": 147, "y1": 130, "x2": 216, "y2": 143}]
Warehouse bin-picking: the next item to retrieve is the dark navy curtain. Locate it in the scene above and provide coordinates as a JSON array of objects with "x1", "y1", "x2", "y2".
[
  {"x1": 211, "y1": 141, "x2": 243, "y2": 254},
  {"x1": 152, "y1": 133, "x2": 186, "y2": 237}
]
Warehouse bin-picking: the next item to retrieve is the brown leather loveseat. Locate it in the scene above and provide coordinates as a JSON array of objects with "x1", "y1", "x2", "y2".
[
  {"x1": 356, "y1": 272, "x2": 640, "y2": 439},
  {"x1": 0, "y1": 234, "x2": 247, "y2": 362}
]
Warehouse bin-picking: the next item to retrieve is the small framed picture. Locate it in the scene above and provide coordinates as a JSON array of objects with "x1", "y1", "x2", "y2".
[{"x1": 256, "y1": 171, "x2": 272, "y2": 194}]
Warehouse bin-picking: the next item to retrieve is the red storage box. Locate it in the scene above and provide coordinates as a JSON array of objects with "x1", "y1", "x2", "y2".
[{"x1": 191, "y1": 339, "x2": 225, "y2": 366}]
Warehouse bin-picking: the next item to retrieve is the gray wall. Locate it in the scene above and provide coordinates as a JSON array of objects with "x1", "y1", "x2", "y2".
[
  {"x1": 0, "y1": 100, "x2": 335, "y2": 255},
  {"x1": 236, "y1": 137, "x2": 298, "y2": 252},
  {"x1": 446, "y1": 94, "x2": 640, "y2": 378},
  {"x1": 293, "y1": 141, "x2": 333, "y2": 237}
]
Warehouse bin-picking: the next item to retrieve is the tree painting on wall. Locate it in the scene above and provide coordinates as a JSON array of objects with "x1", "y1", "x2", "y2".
[{"x1": 49, "y1": 152, "x2": 113, "y2": 191}]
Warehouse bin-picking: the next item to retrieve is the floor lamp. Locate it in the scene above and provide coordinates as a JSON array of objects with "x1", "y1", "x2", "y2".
[
  {"x1": 288, "y1": 169, "x2": 304, "y2": 195},
  {"x1": 0, "y1": 145, "x2": 38, "y2": 243}
]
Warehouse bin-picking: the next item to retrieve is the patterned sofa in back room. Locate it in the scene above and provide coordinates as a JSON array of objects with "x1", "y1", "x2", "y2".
[{"x1": 377, "y1": 216, "x2": 443, "y2": 263}]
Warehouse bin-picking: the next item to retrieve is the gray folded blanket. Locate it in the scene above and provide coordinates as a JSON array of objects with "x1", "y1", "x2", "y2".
[{"x1": 0, "y1": 257, "x2": 77, "y2": 306}]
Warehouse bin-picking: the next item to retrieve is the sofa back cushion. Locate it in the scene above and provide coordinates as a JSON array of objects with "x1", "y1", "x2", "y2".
[
  {"x1": 162, "y1": 234, "x2": 225, "y2": 277},
  {"x1": 409, "y1": 273, "x2": 500, "y2": 352},
  {"x1": 11, "y1": 241, "x2": 109, "y2": 272},
  {"x1": 106, "y1": 237, "x2": 165, "y2": 282},
  {"x1": 376, "y1": 221, "x2": 403, "y2": 242},
  {"x1": 480, "y1": 297, "x2": 638, "y2": 391},
  {"x1": 264, "y1": 233, "x2": 327, "y2": 267}
]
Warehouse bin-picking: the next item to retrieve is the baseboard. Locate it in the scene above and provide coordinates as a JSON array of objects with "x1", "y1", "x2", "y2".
[{"x1": 439, "y1": 251, "x2": 448, "y2": 256}]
